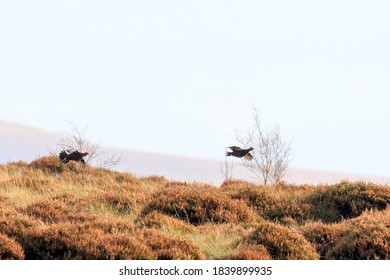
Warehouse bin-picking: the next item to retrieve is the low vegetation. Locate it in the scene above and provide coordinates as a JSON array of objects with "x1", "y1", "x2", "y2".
[{"x1": 1, "y1": 156, "x2": 390, "y2": 259}]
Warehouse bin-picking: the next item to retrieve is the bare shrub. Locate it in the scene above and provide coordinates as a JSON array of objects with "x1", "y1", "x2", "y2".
[
  {"x1": 57, "y1": 123, "x2": 123, "y2": 169},
  {"x1": 235, "y1": 108, "x2": 291, "y2": 185},
  {"x1": 220, "y1": 156, "x2": 236, "y2": 181}
]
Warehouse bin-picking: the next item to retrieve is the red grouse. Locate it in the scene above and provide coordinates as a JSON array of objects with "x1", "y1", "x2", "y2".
[
  {"x1": 226, "y1": 146, "x2": 254, "y2": 161},
  {"x1": 59, "y1": 149, "x2": 89, "y2": 164}
]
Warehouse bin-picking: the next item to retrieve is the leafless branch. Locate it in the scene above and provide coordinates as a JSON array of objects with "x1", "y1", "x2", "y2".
[
  {"x1": 57, "y1": 122, "x2": 124, "y2": 169},
  {"x1": 235, "y1": 108, "x2": 291, "y2": 185},
  {"x1": 220, "y1": 156, "x2": 236, "y2": 182}
]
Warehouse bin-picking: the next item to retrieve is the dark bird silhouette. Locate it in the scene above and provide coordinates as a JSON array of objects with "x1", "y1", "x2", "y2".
[
  {"x1": 59, "y1": 149, "x2": 89, "y2": 164},
  {"x1": 226, "y1": 146, "x2": 254, "y2": 161}
]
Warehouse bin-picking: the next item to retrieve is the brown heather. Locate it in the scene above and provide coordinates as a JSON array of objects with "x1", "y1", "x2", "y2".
[
  {"x1": 221, "y1": 180, "x2": 313, "y2": 224},
  {"x1": 246, "y1": 221, "x2": 319, "y2": 260},
  {"x1": 137, "y1": 228, "x2": 206, "y2": 260},
  {"x1": 298, "y1": 222, "x2": 345, "y2": 259},
  {"x1": 0, "y1": 213, "x2": 42, "y2": 242},
  {"x1": 228, "y1": 244, "x2": 271, "y2": 260},
  {"x1": 308, "y1": 181, "x2": 390, "y2": 222},
  {"x1": 29, "y1": 156, "x2": 66, "y2": 173},
  {"x1": 0, "y1": 232, "x2": 25, "y2": 260},
  {"x1": 1, "y1": 159, "x2": 390, "y2": 259},
  {"x1": 142, "y1": 182, "x2": 255, "y2": 225},
  {"x1": 23, "y1": 200, "x2": 72, "y2": 223},
  {"x1": 139, "y1": 211, "x2": 196, "y2": 234},
  {"x1": 23, "y1": 224, "x2": 154, "y2": 260},
  {"x1": 327, "y1": 208, "x2": 390, "y2": 259}
]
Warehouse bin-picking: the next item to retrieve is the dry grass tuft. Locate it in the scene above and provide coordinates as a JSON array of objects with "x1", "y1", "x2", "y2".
[
  {"x1": 8, "y1": 169, "x2": 55, "y2": 193},
  {"x1": 193, "y1": 223, "x2": 256, "y2": 260}
]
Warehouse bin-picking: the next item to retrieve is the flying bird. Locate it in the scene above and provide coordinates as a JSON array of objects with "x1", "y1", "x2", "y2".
[
  {"x1": 59, "y1": 149, "x2": 89, "y2": 164},
  {"x1": 226, "y1": 146, "x2": 254, "y2": 161}
]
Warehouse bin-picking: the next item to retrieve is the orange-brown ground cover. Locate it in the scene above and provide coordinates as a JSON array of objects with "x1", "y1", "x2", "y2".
[{"x1": 1, "y1": 156, "x2": 389, "y2": 260}]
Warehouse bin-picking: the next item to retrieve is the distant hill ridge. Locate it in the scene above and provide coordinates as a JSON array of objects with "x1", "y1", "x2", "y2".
[{"x1": 1, "y1": 119, "x2": 389, "y2": 185}]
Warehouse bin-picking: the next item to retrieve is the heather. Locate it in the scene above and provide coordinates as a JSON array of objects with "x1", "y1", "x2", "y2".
[{"x1": 1, "y1": 156, "x2": 389, "y2": 260}]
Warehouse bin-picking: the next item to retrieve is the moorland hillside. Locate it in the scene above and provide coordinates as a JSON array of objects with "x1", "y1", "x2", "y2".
[{"x1": 1, "y1": 156, "x2": 390, "y2": 260}]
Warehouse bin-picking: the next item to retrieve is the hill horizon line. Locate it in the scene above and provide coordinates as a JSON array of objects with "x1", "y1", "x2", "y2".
[{"x1": 1, "y1": 119, "x2": 389, "y2": 185}]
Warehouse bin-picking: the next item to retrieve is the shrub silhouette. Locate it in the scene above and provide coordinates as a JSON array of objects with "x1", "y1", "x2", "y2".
[
  {"x1": 0, "y1": 232, "x2": 25, "y2": 260},
  {"x1": 245, "y1": 221, "x2": 319, "y2": 260},
  {"x1": 142, "y1": 182, "x2": 255, "y2": 225}
]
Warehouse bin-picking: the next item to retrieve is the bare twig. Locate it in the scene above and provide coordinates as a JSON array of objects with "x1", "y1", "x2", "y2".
[
  {"x1": 220, "y1": 156, "x2": 236, "y2": 181},
  {"x1": 235, "y1": 108, "x2": 291, "y2": 185},
  {"x1": 57, "y1": 122, "x2": 124, "y2": 169}
]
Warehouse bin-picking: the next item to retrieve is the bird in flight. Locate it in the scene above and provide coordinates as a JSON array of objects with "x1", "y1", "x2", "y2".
[
  {"x1": 226, "y1": 146, "x2": 254, "y2": 161},
  {"x1": 59, "y1": 149, "x2": 89, "y2": 164}
]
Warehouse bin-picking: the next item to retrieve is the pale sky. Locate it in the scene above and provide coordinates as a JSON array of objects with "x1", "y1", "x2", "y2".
[{"x1": 1, "y1": 1, "x2": 389, "y2": 177}]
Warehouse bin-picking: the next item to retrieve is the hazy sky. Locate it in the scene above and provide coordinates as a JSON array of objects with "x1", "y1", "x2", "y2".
[{"x1": 1, "y1": 1, "x2": 390, "y2": 176}]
